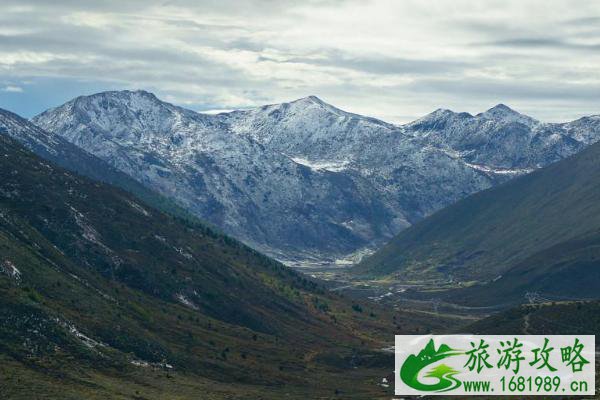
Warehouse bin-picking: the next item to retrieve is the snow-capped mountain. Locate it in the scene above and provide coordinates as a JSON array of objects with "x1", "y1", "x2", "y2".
[
  {"x1": 408, "y1": 104, "x2": 599, "y2": 170},
  {"x1": 221, "y1": 96, "x2": 496, "y2": 222},
  {"x1": 32, "y1": 91, "x2": 404, "y2": 263},
  {"x1": 220, "y1": 97, "x2": 600, "y2": 218},
  {"x1": 31, "y1": 91, "x2": 600, "y2": 265}
]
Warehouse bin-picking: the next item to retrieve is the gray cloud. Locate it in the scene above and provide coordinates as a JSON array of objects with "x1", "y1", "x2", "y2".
[
  {"x1": 0, "y1": 0, "x2": 599, "y2": 122},
  {"x1": 473, "y1": 37, "x2": 600, "y2": 51},
  {"x1": 261, "y1": 50, "x2": 472, "y2": 76},
  {"x1": 564, "y1": 16, "x2": 600, "y2": 26}
]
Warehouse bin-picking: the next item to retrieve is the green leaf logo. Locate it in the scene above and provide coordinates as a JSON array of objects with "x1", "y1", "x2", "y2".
[{"x1": 400, "y1": 339, "x2": 464, "y2": 392}]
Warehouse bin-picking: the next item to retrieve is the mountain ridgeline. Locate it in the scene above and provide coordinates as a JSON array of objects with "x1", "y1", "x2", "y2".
[
  {"x1": 31, "y1": 91, "x2": 600, "y2": 265},
  {"x1": 357, "y1": 139, "x2": 600, "y2": 305}
]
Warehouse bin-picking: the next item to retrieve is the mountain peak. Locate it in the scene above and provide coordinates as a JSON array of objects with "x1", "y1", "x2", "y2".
[
  {"x1": 485, "y1": 103, "x2": 518, "y2": 115},
  {"x1": 255, "y1": 96, "x2": 334, "y2": 113},
  {"x1": 282, "y1": 95, "x2": 355, "y2": 118},
  {"x1": 291, "y1": 95, "x2": 330, "y2": 108},
  {"x1": 32, "y1": 89, "x2": 196, "y2": 141},
  {"x1": 79, "y1": 89, "x2": 160, "y2": 102},
  {"x1": 431, "y1": 108, "x2": 457, "y2": 117},
  {"x1": 407, "y1": 108, "x2": 461, "y2": 130},
  {"x1": 478, "y1": 104, "x2": 538, "y2": 126}
]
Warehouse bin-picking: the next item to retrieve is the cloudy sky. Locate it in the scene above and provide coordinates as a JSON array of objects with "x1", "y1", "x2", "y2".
[{"x1": 1, "y1": 0, "x2": 599, "y2": 123}]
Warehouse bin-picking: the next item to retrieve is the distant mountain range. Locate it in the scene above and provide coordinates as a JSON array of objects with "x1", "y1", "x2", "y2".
[
  {"x1": 17, "y1": 91, "x2": 600, "y2": 265},
  {"x1": 357, "y1": 138, "x2": 600, "y2": 305}
]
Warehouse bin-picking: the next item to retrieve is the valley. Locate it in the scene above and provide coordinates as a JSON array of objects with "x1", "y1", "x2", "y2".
[
  {"x1": 355, "y1": 137, "x2": 600, "y2": 308},
  {"x1": 4, "y1": 93, "x2": 600, "y2": 398},
  {"x1": 294, "y1": 263, "x2": 502, "y2": 323},
  {"x1": 2, "y1": 1, "x2": 600, "y2": 398},
  {"x1": 0, "y1": 132, "x2": 456, "y2": 399}
]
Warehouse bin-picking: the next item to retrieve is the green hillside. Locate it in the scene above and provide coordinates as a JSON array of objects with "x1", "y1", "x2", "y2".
[
  {"x1": 356, "y1": 140, "x2": 600, "y2": 303},
  {"x1": 0, "y1": 134, "x2": 430, "y2": 399}
]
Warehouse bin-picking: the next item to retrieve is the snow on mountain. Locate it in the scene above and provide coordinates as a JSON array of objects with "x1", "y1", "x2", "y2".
[
  {"x1": 477, "y1": 104, "x2": 538, "y2": 127},
  {"x1": 0, "y1": 108, "x2": 63, "y2": 155},
  {"x1": 33, "y1": 91, "x2": 405, "y2": 263},
  {"x1": 31, "y1": 92, "x2": 600, "y2": 265},
  {"x1": 223, "y1": 95, "x2": 399, "y2": 163},
  {"x1": 0, "y1": 107, "x2": 128, "y2": 182},
  {"x1": 406, "y1": 103, "x2": 598, "y2": 169}
]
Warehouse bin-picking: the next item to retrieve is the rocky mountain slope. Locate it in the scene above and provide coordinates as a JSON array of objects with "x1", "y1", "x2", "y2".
[
  {"x1": 0, "y1": 133, "x2": 417, "y2": 399},
  {"x1": 408, "y1": 104, "x2": 600, "y2": 170},
  {"x1": 32, "y1": 91, "x2": 600, "y2": 265},
  {"x1": 222, "y1": 96, "x2": 495, "y2": 222},
  {"x1": 32, "y1": 92, "x2": 404, "y2": 264},
  {"x1": 356, "y1": 139, "x2": 600, "y2": 305}
]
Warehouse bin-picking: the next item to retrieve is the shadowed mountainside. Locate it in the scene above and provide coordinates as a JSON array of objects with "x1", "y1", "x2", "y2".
[{"x1": 357, "y1": 140, "x2": 600, "y2": 305}]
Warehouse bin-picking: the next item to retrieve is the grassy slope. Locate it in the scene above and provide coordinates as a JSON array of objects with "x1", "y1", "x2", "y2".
[
  {"x1": 445, "y1": 234, "x2": 600, "y2": 305},
  {"x1": 0, "y1": 134, "x2": 443, "y2": 399},
  {"x1": 463, "y1": 300, "x2": 600, "y2": 341},
  {"x1": 355, "y1": 140, "x2": 600, "y2": 302}
]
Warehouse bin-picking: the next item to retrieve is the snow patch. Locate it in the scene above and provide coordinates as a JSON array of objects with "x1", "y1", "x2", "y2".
[
  {"x1": 174, "y1": 247, "x2": 194, "y2": 260},
  {"x1": 176, "y1": 293, "x2": 198, "y2": 310},
  {"x1": 55, "y1": 318, "x2": 106, "y2": 349},
  {"x1": 154, "y1": 234, "x2": 167, "y2": 243},
  {"x1": 130, "y1": 360, "x2": 150, "y2": 368},
  {"x1": 1, "y1": 260, "x2": 21, "y2": 282},
  {"x1": 126, "y1": 199, "x2": 150, "y2": 217},
  {"x1": 464, "y1": 162, "x2": 534, "y2": 175},
  {"x1": 130, "y1": 359, "x2": 174, "y2": 370},
  {"x1": 69, "y1": 205, "x2": 123, "y2": 266},
  {"x1": 290, "y1": 157, "x2": 349, "y2": 172}
]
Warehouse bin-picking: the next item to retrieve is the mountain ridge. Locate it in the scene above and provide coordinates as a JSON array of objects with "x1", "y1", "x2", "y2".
[
  {"x1": 32, "y1": 92, "x2": 404, "y2": 264},
  {"x1": 31, "y1": 91, "x2": 600, "y2": 265}
]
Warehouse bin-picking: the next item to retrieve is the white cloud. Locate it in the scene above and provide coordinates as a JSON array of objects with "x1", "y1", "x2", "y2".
[
  {"x1": 199, "y1": 109, "x2": 236, "y2": 115},
  {"x1": 1, "y1": 85, "x2": 23, "y2": 93},
  {"x1": 0, "y1": 0, "x2": 599, "y2": 122}
]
